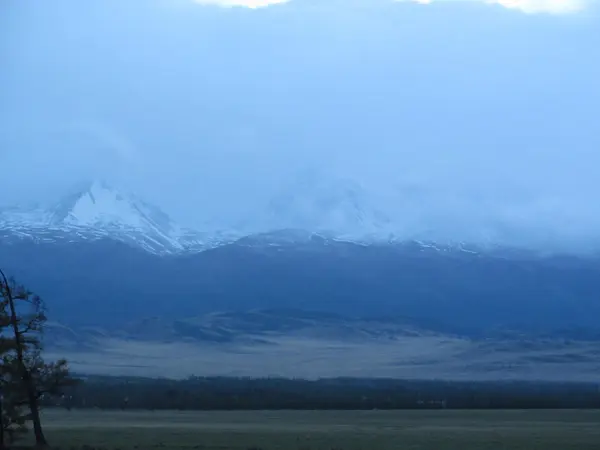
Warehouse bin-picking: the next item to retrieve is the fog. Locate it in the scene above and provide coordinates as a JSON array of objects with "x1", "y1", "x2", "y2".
[{"x1": 1, "y1": 0, "x2": 600, "y2": 248}]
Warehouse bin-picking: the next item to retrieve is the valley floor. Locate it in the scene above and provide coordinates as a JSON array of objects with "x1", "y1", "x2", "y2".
[
  {"x1": 29, "y1": 409, "x2": 600, "y2": 450},
  {"x1": 45, "y1": 334, "x2": 600, "y2": 381}
]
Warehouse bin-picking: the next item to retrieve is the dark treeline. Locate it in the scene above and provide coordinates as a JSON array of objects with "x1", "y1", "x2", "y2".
[{"x1": 44, "y1": 375, "x2": 600, "y2": 411}]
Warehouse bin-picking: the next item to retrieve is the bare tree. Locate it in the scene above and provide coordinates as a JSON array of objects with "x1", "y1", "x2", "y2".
[
  {"x1": 0, "y1": 269, "x2": 76, "y2": 449},
  {"x1": 0, "y1": 269, "x2": 48, "y2": 448}
]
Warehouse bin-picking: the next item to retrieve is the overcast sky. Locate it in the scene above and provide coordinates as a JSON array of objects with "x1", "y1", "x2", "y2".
[{"x1": 1, "y1": 0, "x2": 600, "y2": 248}]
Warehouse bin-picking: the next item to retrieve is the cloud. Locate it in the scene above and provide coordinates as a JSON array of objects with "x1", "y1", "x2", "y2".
[
  {"x1": 191, "y1": 0, "x2": 289, "y2": 8},
  {"x1": 488, "y1": 0, "x2": 586, "y2": 13},
  {"x1": 399, "y1": 0, "x2": 588, "y2": 13},
  {"x1": 188, "y1": 0, "x2": 592, "y2": 14}
]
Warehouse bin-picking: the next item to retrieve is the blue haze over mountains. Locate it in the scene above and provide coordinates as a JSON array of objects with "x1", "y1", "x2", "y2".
[{"x1": 1, "y1": 0, "x2": 600, "y2": 379}]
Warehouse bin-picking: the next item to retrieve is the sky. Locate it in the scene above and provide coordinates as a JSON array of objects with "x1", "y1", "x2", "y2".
[{"x1": 1, "y1": 0, "x2": 600, "y2": 248}]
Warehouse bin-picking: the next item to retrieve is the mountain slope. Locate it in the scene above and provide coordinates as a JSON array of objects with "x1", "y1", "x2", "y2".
[{"x1": 3, "y1": 234, "x2": 600, "y2": 337}]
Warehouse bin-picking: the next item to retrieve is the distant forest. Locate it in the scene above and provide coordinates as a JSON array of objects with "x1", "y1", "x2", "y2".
[{"x1": 44, "y1": 375, "x2": 600, "y2": 410}]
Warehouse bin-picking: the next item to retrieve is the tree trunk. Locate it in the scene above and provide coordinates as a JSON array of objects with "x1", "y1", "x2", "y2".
[
  {"x1": 0, "y1": 395, "x2": 5, "y2": 450},
  {"x1": 23, "y1": 371, "x2": 48, "y2": 448}
]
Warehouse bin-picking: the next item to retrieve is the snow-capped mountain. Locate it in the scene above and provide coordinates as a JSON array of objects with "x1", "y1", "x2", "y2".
[
  {"x1": 1, "y1": 176, "x2": 393, "y2": 254},
  {"x1": 0, "y1": 177, "x2": 480, "y2": 255},
  {"x1": 0, "y1": 181, "x2": 234, "y2": 254}
]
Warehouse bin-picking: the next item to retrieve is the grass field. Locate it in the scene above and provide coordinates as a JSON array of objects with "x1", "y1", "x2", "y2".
[{"x1": 30, "y1": 409, "x2": 600, "y2": 450}]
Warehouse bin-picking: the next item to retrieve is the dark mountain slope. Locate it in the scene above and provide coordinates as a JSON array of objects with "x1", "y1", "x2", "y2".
[{"x1": 2, "y1": 235, "x2": 599, "y2": 336}]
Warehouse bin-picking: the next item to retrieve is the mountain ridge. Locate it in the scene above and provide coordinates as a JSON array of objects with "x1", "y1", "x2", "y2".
[
  {"x1": 3, "y1": 232, "x2": 599, "y2": 335},
  {"x1": 4, "y1": 178, "x2": 593, "y2": 258},
  {"x1": 0, "y1": 179, "x2": 491, "y2": 256},
  {"x1": 4, "y1": 180, "x2": 600, "y2": 342}
]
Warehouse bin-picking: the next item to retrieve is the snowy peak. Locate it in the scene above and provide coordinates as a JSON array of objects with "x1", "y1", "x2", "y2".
[
  {"x1": 0, "y1": 181, "x2": 198, "y2": 254},
  {"x1": 49, "y1": 181, "x2": 177, "y2": 235}
]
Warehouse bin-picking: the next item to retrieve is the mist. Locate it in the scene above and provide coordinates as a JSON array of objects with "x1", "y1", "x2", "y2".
[{"x1": 1, "y1": 0, "x2": 599, "y2": 250}]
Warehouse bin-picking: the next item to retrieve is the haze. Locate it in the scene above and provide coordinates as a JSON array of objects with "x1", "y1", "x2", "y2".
[{"x1": 1, "y1": 0, "x2": 599, "y2": 249}]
